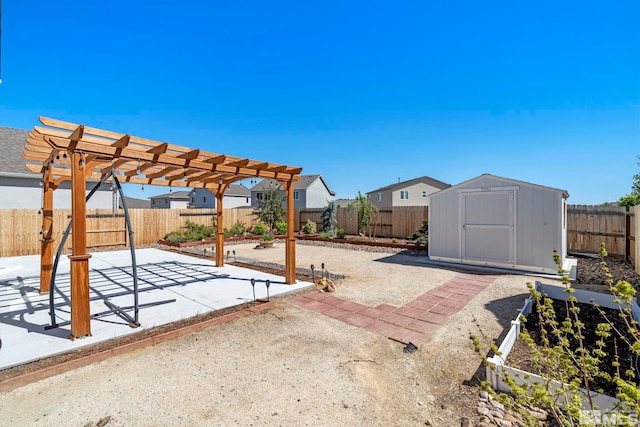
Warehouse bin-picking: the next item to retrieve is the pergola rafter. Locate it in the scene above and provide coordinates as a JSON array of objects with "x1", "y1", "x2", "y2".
[{"x1": 23, "y1": 116, "x2": 302, "y2": 340}]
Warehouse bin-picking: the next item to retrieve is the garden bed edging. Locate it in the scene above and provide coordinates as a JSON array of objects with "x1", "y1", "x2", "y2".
[{"x1": 486, "y1": 281, "x2": 640, "y2": 410}]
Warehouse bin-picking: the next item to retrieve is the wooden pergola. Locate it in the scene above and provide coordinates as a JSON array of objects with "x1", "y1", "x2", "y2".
[{"x1": 22, "y1": 116, "x2": 302, "y2": 339}]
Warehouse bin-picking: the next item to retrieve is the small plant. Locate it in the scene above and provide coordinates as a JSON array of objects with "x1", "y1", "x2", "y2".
[
  {"x1": 275, "y1": 219, "x2": 287, "y2": 235},
  {"x1": 320, "y1": 201, "x2": 337, "y2": 236},
  {"x1": 260, "y1": 232, "x2": 274, "y2": 241},
  {"x1": 227, "y1": 221, "x2": 247, "y2": 236},
  {"x1": 163, "y1": 231, "x2": 187, "y2": 244},
  {"x1": 347, "y1": 192, "x2": 378, "y2": 237},
  {"x1": 163, "y1": 221, "x2": 214, "y2": 243},
  {"x1": 407, "y1": 220, "x2": 428, "y2": 247},
  {"x1": 319, "y1": 232, "x2": 331, "y2": 239},
  {"x1": 391, "y1": 238, "x2": 398, "y2": 243},
  {"x1": 251, "y1": 223, "x2": 267, "y2": 235},
  {"x1": 471, "y1": 244, "x2": 640, "y2": 426},
  {"x1": 301, "y1": 219, "x2": 317, "y2": 234},
  {"x1": 336, "y1": 228, "x2": 345, "y2": 239}
]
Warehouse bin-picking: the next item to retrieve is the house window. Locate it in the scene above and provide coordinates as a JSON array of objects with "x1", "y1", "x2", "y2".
[
  {"x1": 152, "y1": 199, "x2": 155, "y2": 205},
  {"x1": 294, "y1": 191, "x2": 299, "y2": 200},
  {"x1": 422, "y1": 191, "x2": 427, "y2": 197},
  {"x1": 400, "y1": 191, "x2": 409, "y2": 200},
  {"x1": 377, "y1": 193, "x2": 381, "y2": 202},
  {"x1": 256, "y1": 192, "x2": 264, "y2": 200},
  {"x1": 191, "y1": 197, "x2": 195, "y2": 203},
  {"x1": 203, "y1": 196, "x2": 207, "y2": 203}
]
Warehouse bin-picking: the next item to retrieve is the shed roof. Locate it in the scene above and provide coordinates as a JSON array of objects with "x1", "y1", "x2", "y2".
[
  {"x1": 433, "y1": 173, "x2": 569, "y2": 199},
  {"x1": 367, "y1": 176, "x2": 450, "y2": 194},
  {"x1": 0, "y1": 126, "x2": 34, "y2": 175}
]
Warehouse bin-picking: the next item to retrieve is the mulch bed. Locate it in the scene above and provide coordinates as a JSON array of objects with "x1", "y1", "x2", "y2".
[
  {"x1": 508, "y1": 300, "x2": 635, "y2": 397},
  {"x1": 506, "y1": 255, "x2": 640, "y2": 397}
]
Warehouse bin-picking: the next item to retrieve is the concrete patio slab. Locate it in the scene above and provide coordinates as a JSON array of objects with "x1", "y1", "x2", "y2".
[{"x1": 0, "y1": 248, "x2": 313, "y2": 371}]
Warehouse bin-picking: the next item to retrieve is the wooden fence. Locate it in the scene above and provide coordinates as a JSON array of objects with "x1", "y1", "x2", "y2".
[
  {"x1": 3, "y1": 205, "x2": 637, "y2": 274},
  {"x1": 296, "y1": 206, "x2": 429, "y2": 239},
  {"x1": 0, "y1": 208, "x2": 256, "y2": 257},
  {"x1": 0, "y1": 206, "x2": 430, "y2": 257},
  {"x1": 567, "y1": 205, "x2": 638, "y2": 272}
]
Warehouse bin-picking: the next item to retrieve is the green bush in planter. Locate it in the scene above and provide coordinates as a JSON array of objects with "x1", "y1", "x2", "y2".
[{"x1": 336, "y1": 228, "x2": 346, "y2": 239}]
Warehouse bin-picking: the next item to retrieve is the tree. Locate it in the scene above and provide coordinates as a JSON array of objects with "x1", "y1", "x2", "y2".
[
  {"x1": 632, "y1": 155, "x2": 640, "y2": 195},
  {"x1": 320, "y1": 200, "x2": 337, "y2": 236},
  {"x1": 253, "y1": 186, "x2": 286, "y2": 233},
  {"x1": 619, "y1": 155, "x2": 640, "y2": 207},
  {"x1": 347, "y1": 191, "x2": 378, "y2": 237}
]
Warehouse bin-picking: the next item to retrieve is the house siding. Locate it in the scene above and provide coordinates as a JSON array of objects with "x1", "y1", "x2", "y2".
[
  {"x1": 0, "y1": 176, "x2": 113, "y2": 209},
  {"x1": 303, "y1": 179, "x2": 334, "y2": 208},
  {"x1": 391, "y1": 182, "x2": 442, "y2": 207}
]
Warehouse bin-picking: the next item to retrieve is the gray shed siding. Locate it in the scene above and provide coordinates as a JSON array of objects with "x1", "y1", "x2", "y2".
[{"x1": 429, "y1": 175, "x2": 567, "y2": 273}]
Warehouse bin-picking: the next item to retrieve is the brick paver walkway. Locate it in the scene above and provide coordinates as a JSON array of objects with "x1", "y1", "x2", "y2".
[{"x1": 289, "y1": 273, "x2": 497, "y2": 347}]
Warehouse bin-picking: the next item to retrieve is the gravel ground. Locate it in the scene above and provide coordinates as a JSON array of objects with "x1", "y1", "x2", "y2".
[{"x1": 0, "y1": 241, "x2": 561, "y2": 426}]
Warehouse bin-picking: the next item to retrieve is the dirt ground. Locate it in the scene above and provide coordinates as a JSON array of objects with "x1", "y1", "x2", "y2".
[{"x1": 0, "y1": 242, "x2": 636, "y2": 426}]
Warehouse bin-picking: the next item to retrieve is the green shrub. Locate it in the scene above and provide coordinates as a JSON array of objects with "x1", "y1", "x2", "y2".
[
  {"x1": 319, "y1": 232, "x2": 331, "y2": 239},
  {"x1": 336, "y1": 228, "x2": 345, "y2": 239},
  {"x1": 184, "y1": 220, "x2": 214, "y2": 240},
  {"x1": 226, "y1": 221, "x2": 247, "y2": 236},
  {"x1": 163, "y1": 231, "x2": 187, "y2": 244},
  {"x1": 301, "y1": 219, "x2": 317, "y2": 234},
  {"x1": 260, "y1": 232, "x2": 274, "y2": 241},
  {"x1": 275, "y1": 220, "x2": 287, "y2": 235},
  {"x1": 252, "y1": 223, "x2": 267, "y2": 235}
]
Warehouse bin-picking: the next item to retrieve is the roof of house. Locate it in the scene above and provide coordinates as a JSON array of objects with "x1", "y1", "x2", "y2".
[
  {"x1": 119, "y1": 196, "x2": 151, "y2": 209},
  {"x1": 433, "y1": 173, "x2": 569, "y2": 199},
  {"x1": 0, "y1": 126, "x2": 33, "y2": 175},
  {"x1": 335, "y1": 198, "x2": 354, "y2": 208},
  {"x1": 190, "y1": 184, "x2": 251, "y2": 197},
  {"x1": 227, "y1": 184, "x2": 251, "y2": 196},
  {"x1": 149, "y1": 191, "x2": 191, "y2": 200},
  {"x1": 250, "y1": 175, "x2": 336, "y2": 195},
  {"x1": 366, "y1": 176, "x2": 451, "y2": 194}
]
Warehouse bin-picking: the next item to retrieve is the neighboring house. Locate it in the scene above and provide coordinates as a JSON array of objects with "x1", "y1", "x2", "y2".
[
  {"x1": 188, "y1": 184, "x2": 251, "y2": 209},
  {"x1": 366, "y1": 176, "x2": 451, "y2": 208},
  {"x1": 119, "y1": 196, "x2": 151, "y2": 209},
  {"x1": 0, "y1": 125, "x2": 113, "y2": 209},
  {"x1": 149, "y1": 191, "x2": 190, "y2": 209},
  {"x1": 250, "y1": 175, "x2": 335, "y2": 209},
  {"x1": 429, "y1": 173, "x2": 573, "y2": 276}
]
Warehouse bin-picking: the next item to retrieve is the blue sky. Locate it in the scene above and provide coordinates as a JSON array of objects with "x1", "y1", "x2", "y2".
[{"x1": 1, "y1": 1, "x2": 638, "y2": 204}]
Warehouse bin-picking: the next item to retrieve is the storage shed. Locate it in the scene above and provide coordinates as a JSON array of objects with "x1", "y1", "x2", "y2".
[{"x1": 429, "y1": 174, "x2": 570, "y2": 275}]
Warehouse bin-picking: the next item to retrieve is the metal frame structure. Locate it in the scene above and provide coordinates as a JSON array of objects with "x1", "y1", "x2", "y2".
[{"x1": 22, "y1": 117, "x2": 302, "y2": 339}]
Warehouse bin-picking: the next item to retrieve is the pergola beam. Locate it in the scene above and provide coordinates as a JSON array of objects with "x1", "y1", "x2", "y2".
[{"x1": 24, "y1": 116, "x2": 303, "y2": 340}]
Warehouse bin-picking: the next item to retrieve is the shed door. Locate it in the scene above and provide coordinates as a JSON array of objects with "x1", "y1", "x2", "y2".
[{"x1": 461, "y1": 190, "x2": 515, "y2": 264}]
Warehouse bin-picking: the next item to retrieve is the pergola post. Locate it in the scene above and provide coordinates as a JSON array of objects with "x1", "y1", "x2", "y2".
[
  {"x1": 285, "y1": 181, "x2": 296, "y2": 284},
  {"x1": 68, "y1": 150, "x2": 92, "y2": 339},
  {"x1": 39, "y1": 166, "x2": 54, "y2": 294},
  {"x1": 215, "y1": 188, "x2": 224, "y2": 267}
]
